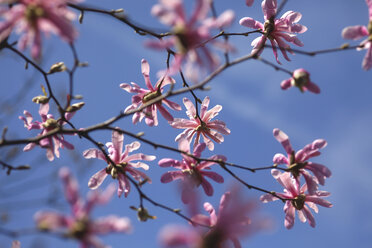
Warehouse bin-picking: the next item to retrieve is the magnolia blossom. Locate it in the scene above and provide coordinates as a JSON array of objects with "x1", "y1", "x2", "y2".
[
  {"x1": 246, "y1": 0, "x2": 254, "y2": 7},
  {"x1": 147, "y1": 0, "x2": 234, "y2": 79},
  {"x1": 281, "y1": 68, "x2": 320, "y2": 94},
  {"x1": 35, "y1": 167, "x2": 132, "y2": 248},
  {"x1": 272, "y1": 128, "x2": 331, "y2": 194},
  {"x1": 0, "y1": 0, "x2": 78, "y2": 59},
  {"x1": 11, "y1": 241, "x2": 20, "y2": 248},
  {"x1": 260, "y1": 169, "x2": 332, "y2": 229},
  {"x1": 341, "y1": 0, "x2": 372, "y2": 70},
  {"x1": 159, "y1": 139, "x2": 225, "y2": 203},
  {"x1": 83, "y1": 129, "x2": 156, "y2": 197},
  {"x1": 159, "y1": 190, "x2": 261, "y2": 248},
  {"x1": 19, "y1": 103, "x2": 75, "y2": 161},
  {"x1": 239, "y1": 0, "x2": 307, "y2": 63},
  {"x1": 170, "y1": 96, "x2": 230, "y2": 151},
  {"x1": 191, "y1": 191, "x2": 255, "y2": 248},
  {"x1": 120, "y1": 59, "x2": 181, "y2": 126}
]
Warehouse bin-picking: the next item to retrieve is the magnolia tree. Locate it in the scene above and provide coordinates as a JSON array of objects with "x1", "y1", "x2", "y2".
[{"x1": 0, "y1": 0, "x2": 371, "y2": 247}]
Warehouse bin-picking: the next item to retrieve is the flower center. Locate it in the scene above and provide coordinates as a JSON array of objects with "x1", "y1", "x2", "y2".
[
  {"x1": 142, "y1": 90, "x2": 161, "y2": 103},
  {"x1": 42, "y1": 118, "x2": 59, "y2": 129},
  {"x1": 69, "y1": 217, "x2": 89, "y2": 240},
  {"x1": 25, "y1": 4, "x2": 45, "y2": 23},
  {"x1": 182, "y1": 163, "x2": 203, "y2": 187},
  {"x1": 195, "y1": 121, "x2": 209, "y2": 132},
  {"x1": 291, "y1": 194, "x2": 306, "y2": 210},
  {"x1": 264, "y1": 19, "x2": 275, "y2": 39},
  {"x1": 368, "y1": 20, "x2": 372, "y2": 35},
  {"x1": 291, "y1": 70, "x2": 310, "y2": 92}
]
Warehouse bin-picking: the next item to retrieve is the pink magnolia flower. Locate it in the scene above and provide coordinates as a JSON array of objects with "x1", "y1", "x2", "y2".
[
  {"x1": 11, "y1": 241, "x2": 20, "y2": 248},
  {"x1": 246, "y1": 0, "x2": 254, "y2": 7},
  {"x1": 120, "y1": 59, "x2": 181, "y2": 126},
  {"x1": 341, "y1": 0, "x2": 372, "y2": 70},
  {"x1": 0, "y1": 0, "x2": 78, "y2": 59},
  {"x1": 191, "y1": 191, "x2": 255, "y2": 248},
  {"x1": 260, "y1": 169, "x2": 332, "y2": 229},
  {"x1": 159, "y1": 189, "x2": 261, "y2": 248},
  {"x1": 280, "y1": 68, "x2": 320, "y2": 94},
  {"x1": 159, "y1": 139, "x2": 225, "y2": 203},
  {"x1": 34, "y1": 167, "x2": 132, "y2": 248},
  {"x1": 83, "y1": 129, "x2": 156, "y2": 197},
  {"x1": 239, "y1": 0, "x2": 307, "y2": 64},
  {"x1": 272, "y1": 128, "x2": 331, "y2": 194},
  {"x1": 170, "y1": 96, "x2": 230, "y2": 151},
  {"x1": 147, "y1": 0, "x2": 235, "y2": 79},
  {"x1": 19, "y1": 103, "x2": 75, "y2": 161}
]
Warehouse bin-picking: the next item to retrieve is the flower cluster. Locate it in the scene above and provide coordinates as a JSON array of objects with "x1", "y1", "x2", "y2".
[
  {"x1": 260, "y1": 129, "x2": 332, "y2": 228},
  {"x1": 239, "y1": 0, "x2": 307, "y2": 64},
  {"x1": 147, "y1": 0, "x2": 234, "y2": 80},
  {"x1": 120, "y1": 59, "x2": 181, "y2": 126},
  {"x1": 0, "y1": 0, "x2": 79, "y2": 59},
  {"x1": 159, "y1": 138, "x2": 225, "y2": 203},
  {"x1": 280, "y1": 68, "x2": 320, "y2": 94},
  {"x1": 83, "y1": 129, "x2": 156, "y2": 198},
  {"x1": 159, "y1": 189, "x2": 259, "y2": 248},
  {"x1": 35, "y1": 167, "x2": 132, "y2": 248},
  {"x1": 342, "y1": 0, "x2": 372, "y2": 70},
  {"x1": 19, "y1": 103, "x2": 76, "y2": 161},
  {"x1": 170, "y1": 96, "x2": 230, "y2": 151}
]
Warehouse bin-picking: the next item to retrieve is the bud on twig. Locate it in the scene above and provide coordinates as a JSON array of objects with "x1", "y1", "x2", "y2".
[
  {"x1": 66, "y1": 102, "x2": 85, "y2": 112},
  {"x1": 32, "y1": 95, "x2": 49, "y2": 104},
  {"x1": 48, "y1": 62, "x2": 67, "y2": 74}
]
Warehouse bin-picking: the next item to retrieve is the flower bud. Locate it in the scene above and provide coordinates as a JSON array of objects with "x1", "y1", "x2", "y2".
[
  {"x1": 42, "y1": 119, "x2": 58, "y2": 129},
  {"x1": 66, "y1": 102, "x2": 85, "y2": 112},
  {"x1": 48, "y1": 62, "x2": 67, "y2": 74},
  {"x1": 32, "y1": 95, "x2": 49, "y2": 104},
  {"x1": 136, "y1": 207, "x2": 156, "y2": 222}
]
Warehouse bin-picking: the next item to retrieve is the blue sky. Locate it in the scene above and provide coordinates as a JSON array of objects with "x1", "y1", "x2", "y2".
[{"x1": 1, "y1": 0, "x2": 372, "y2": 247}]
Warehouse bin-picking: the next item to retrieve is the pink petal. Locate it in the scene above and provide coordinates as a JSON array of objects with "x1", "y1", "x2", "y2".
[
  {"x1": 201, "y1": 171, "x2": 224, "y2": 183},
  {"x1": 280, "y1": 78, "x2": 292, "y2": 90},
  {"x1": 59, "y1": 167, "x2": 80, "y2": 206},
  {"x1": 183, "y1": 98, "x2": 197, "y2": 119},
  {"x1": 201, "y1": 178, "x2": 214, "y2": 196},
  {"x1": 160, "y1": 171, "x2": 185, "y2": 183},
  {"x1": 302, "y1": 206, "x2": 316, "y2": 227},
  {"x1": 362, "y1": 45, "x2": 372, "y2": 70},
  {"x1": 92, "y1": 215, "x2": 132, "y2": 234},
  {"x1": 203, "y1": 202, "x2": 217, "y2": 226},
  {"x1": 273, "y1": 153, "x2": 289, "y2": 164},
  {"x1": 260, "y1": 193, "x2": 280, "y2": 203},
  {"x1": 239, "y1": 17, "x2": 263, "y2": 29},
  {"x1": 88, "y1": 169, "x2": 108, "y2": 190},
  {"x1": 342, "y1": 25, "x2": 368, "y2": 40},
  {"x1": 83, "y1": 148, "x2": 107, "y2": 161},
  {"x1": 246, "y1": 0, "x2": 254, "y2": 6},
  {"x1": 273, "y1": 128, "x2": 293, "y2": 155},
  {"x1": 262, "y1": 0, "x2": 277, "y2": 20},
  {"x1": 306, "y1": 196, "x2": 333, "y2": 208},
  {"x1": 284, "y1": 202, "x2": 295, "y2": 229}
]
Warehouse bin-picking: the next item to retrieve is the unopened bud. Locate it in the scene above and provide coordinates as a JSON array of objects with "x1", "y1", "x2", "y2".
[
  {"x1": 137, "y1": 207, "x2": 156, "y2": 222},
  {"x1": 136, "y1": 132, "x2": 145, "y2": 137},
  {"x1": 340, "y1": 43, "x2": 349, "y2": 49},
  {"x1": 48, "y1": 62, "x2": 67, "y2": 74},
  {"x1": 113, "y1": 8, "x2": 124, "y2": 13},
  {"x1": 79, "y1": 11, "x2": 84, "y2": 24},
  {"x1": 78, "y1": 62, "x2": 89, "y2": 67},
  {"x1": 66, "y1": 102, "x2": 85, "y2": 112},
  {"x1": 32, "y1": 95, "x2": 49, "y2": 104},
  {"x1": 42, "y1": 119, "x2": 58, "y2": 129}
]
